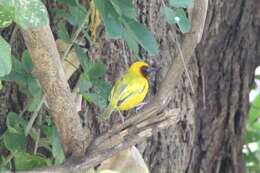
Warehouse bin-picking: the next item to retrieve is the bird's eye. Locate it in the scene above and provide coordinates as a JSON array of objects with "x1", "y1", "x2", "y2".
[{"x1": 140, "y1": 66, "x2": 149, "y2": 77}]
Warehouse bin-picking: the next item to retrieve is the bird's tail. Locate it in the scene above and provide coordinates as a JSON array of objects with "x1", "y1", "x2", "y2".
[{"x1": 101, "y1": 105, "x2": 114, "y2": 121}]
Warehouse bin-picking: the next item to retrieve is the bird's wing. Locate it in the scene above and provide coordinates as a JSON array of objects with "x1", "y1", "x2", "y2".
[{"x1": 109, "y1": 73, "x2": 148, "y2": 109}]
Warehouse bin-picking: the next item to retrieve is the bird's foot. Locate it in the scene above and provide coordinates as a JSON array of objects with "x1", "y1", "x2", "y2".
[
  {"x1": 118, "y1": 111, "x2": 125, "y2": 124},
  {"x1": 135, "y1": 102, "x2": 148, "y2": 112}
]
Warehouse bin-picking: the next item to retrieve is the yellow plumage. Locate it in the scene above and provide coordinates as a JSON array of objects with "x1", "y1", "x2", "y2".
[{"x1": 102, "y1": 61, "x2": 150, "y2": 120}]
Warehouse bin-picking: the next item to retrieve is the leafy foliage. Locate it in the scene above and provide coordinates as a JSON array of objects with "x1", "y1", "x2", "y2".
[
  {"x1": 0, "y1": 36, "x2": 11, "y2": 77},
  {"x1": 0, "y1": 53, "x2": 64, "y2": 170},
  {"x1": 163, "y1": 0, "x2": 192, "y2": 33},
  {"x1": 0, "y1": 0, "x2": 49, "y2": 29},
  {"x1": 1, "y1": 112, "x2": 52, "y2": 171},
  {"x1": 0, "y1": 3, "x2": 15, "y2": 28},
  {"x1": 1, "y1": 50, "x2": 43, "y2": 112},
  {"x1": 75, "y1": 46, "x2": 112, "y2": 109},
  {"x1": 14, "y1": 152, "x2": 49, "y2": 171},
  {"x1": 245, "y1": 93, "x2": 260, "y2": 173},
  {"x1": 94, "y1": 0, "x2": 158, "y2": 55},
  {"x1": 169, "y1": 0, "x2": 193, "y2": 7},
  {"x1": 14, "y1": 0, "x2": 49, "y2": 29},
  {"x1": 0, "y1": 0, "x2": 49, "y2": 84}
]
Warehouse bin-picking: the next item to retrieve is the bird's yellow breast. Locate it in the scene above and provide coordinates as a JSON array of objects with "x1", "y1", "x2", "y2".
[{"x1": 109, "y1": 72, "x2": 149, "y2": 111}]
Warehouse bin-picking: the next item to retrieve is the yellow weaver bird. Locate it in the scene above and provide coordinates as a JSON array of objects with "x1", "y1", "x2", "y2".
[{"x1": 101, "y1": 61, "x2": 158, "y2": 120}]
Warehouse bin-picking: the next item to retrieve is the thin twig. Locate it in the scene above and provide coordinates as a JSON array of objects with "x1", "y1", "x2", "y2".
[
  {"x1": 0, "y1": 133, "x2": 4, "y2": 140},
  {"x1": 170, "y1": 30, "x2": 195, "y2": 94},
  {"x1": 2, "y1": 154, "x2": 14, "y2": 166},
  {"x1": 201, "y1": 68, "x2": 206, "y2": 109},
  {"x1": 34, "y1": 129, "x2": 40, "y2": 155},
  {"x1": 122, "y1": 40, "x2": 129, "y2": 68},
  {"x1": 25, "y1": 96, "x2": 45, "y2": 136},
  {"x1": 34, "y1": 113, "x2": 42, "y2": 154},
  {"x1": 64, "y1": 59, "x2": 79, "y2": 71},
  {"x1": 61, "y1": 13, "x2": 90, "y2": 61},
  {"x1": 10, "y1": 26, "x2": 18, "y2": 46}
]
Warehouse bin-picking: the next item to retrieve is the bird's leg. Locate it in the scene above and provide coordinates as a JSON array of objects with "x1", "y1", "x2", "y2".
[
  {"x1": 135, "y1": 102, "x2": 148, "y2": 112},
  {"x1": 118, "y1": 111, "x2": 125, "y2": 124}
]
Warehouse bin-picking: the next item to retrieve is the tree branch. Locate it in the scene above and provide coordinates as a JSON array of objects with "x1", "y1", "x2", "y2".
[
  {"x1": 21, "y1": 26, "x2": 90, "y2": 156},
  {"x1": 32, "y1": 108, "x2": 180, "y2": 173}
]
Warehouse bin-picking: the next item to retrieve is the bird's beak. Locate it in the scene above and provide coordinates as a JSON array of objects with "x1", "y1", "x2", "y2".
[{"x1": 147, "y1": 65, "x2": 160, "y2": 73}]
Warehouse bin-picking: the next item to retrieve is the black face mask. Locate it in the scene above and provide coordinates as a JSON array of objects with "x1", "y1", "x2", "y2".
[{"x1": 140, "y1": 65, "x2": 160, "y2": 77}]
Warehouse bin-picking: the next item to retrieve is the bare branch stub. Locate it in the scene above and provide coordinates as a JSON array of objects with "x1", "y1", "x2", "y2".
[{"x1": 33, "y1": 109, "x2": 180, "y2": 173}]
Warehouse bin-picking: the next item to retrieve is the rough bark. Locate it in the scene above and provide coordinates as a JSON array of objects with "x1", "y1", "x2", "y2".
[
  {"x1": 21, "y1": 26, "x2": 90, "y2": 156},
  {"x1": 136, "y1": 0, "x2": 258, "y2": 173},
  {"x1": 189, "y1": 0, "x2": 258, "y2": 172}
]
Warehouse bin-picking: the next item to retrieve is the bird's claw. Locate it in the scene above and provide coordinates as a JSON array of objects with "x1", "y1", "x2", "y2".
[
  {"x1": 118, "y1": 111, "x2": 125, "y2": 124},
  {"x1": 135, "y1": 102, "x2": 148, "y2": 112}
]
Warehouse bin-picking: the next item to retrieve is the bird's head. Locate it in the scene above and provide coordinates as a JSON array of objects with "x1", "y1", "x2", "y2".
[{"x1": 128, "y1": 61, "x2": 159, "y2": 78}]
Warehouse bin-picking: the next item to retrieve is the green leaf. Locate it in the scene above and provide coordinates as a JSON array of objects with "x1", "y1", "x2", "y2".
[
  {"x1": 52, "y1": 127, "x2": 65, "y2": 165},
  {"x1": 75, "y1": 45, "x2": 91, "y2": 72},
  {"x1": 163, "y1": 6, "x2": 177, "y2": 24},
  {"x1": 123, "y1": 18, "x2": 158, "y2": 55},
  {"x1": 27, "y1": 76, "x2": 41, "y2": 96},
  {"x1": 0, "y1": 167, "x2": 8, "y2": 173},
  {"x1": 122, "y1": 28, "x2": 139, "y2": 54},
  {"x1": 82, "y1": 29, "x2": 92, "y2": 42},
  {"x1": 245, "y1": 129, "x2": 260, "y2": 143},
  {"x1": 94, "y1": 0, "x2": 123, "y2": 38},
  {"x1": 66, "y1": 5, "x2": 86, "y2": 26},
  {"x1": 4, "y1": 130, "x2": 26, "y2": 153},
  {"x1": 249, "y1": 94, "x2": 260, "y2": 124},
  {"x1": 244, "y1": 149, "x2": 259, "y2": 166},
  {"x1": 14, "y1": 152, "x2": 48, "y2": 171},
  {"x1": 88, "y1": 63, "x2": 107, "y2": 80},
  {"x1": 21, "y1": 50, "x2": 33, "y2": 73},
  {"x1": 110, "y1": 0, "x2": 136, "y2": 19},
  {"x1": 93, "y1": 79, "x2": 112, "y2": 98},
  {"x1": 10, "y1": 56, "x2": 25, "y2": 74},
  {"x1": 0, "y1": 81, "x2": 2, "y2": 90},
  {"x1": 55, "y1": 0, "x2": 77, "y2": 6},
  {"x1": 51, "y1": 8, "x2": 67, "y2": 19},
  {"x1": 174, "y1": 8, "x2": 191, "y2": 33},
  {"x1": 104, "y1": 14, "x2": 123, "y2": 38},
  {"x1": 0, "y1": 70, "x2": 26, "y2": 82},
  {"x1": 0, "y1": 36, "x2": 12, "y2": 77},
  {"x1": 251, "y1": 81, "x2": 257, "y2": 90},
  {"x1": 6, "y1": 112, "x2": 26, "y2": 134},
  {"x1": 0, "y1": 56, "x2": 27, "y2": 85},
  {"x1": 0, "y1": 4, "x2": 15, "y2": 28},
  {"x1": 82, "y1": 92, "x2": 107, "y2": 109},
  {"x1": 1, "y1": 71, "x2": 28, "y2": 92},
  {"x1": 57, "y1": 21, "x2": 70, "y2": 42},
  {"x1": 14, "y1": 0, "x2": 49, "y2": 29},
  {"x1": 27, "y1": 92, "x2": 42, "y2": 112},
  {"x1": 79, "y1": 76, "x2": 92, "y2": 92},
  {"x1": 41, "y1": 125, "x2": 53, "y2": 139},
  {"x1": 169, "y1": 0, "x2": 193, "y2": 8}
]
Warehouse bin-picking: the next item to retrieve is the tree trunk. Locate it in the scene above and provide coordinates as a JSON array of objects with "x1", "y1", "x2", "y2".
[
  {"x1": 139, "y1": 0, "x2": 258, "y2": 173},
  {"x1": 89, "y1": 0, "x2": 258, "y2": 173}
]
